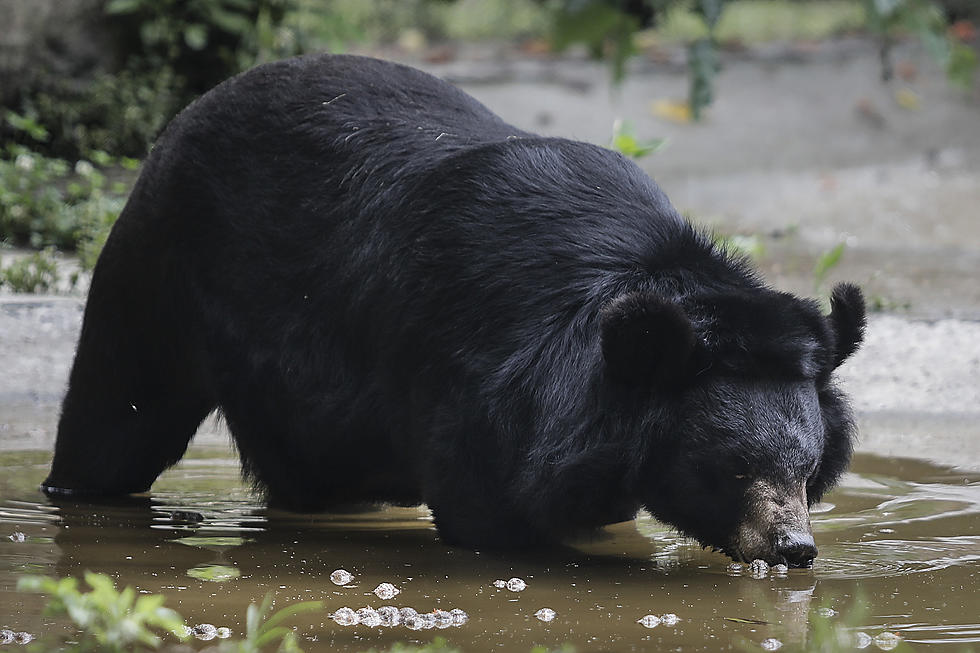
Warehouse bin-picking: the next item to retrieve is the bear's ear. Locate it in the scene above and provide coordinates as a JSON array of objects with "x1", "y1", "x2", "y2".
[
  {"x1": 828, "y1": 282, "x2": 866, "y2": 368},
  {"x1": 601, "y1": 292, "x2": 696, "y2": 386}
]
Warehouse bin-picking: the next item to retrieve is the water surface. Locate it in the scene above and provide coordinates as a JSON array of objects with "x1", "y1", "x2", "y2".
[{"x1": 0, "y1": 446, "x2": 977, "y2": 651}]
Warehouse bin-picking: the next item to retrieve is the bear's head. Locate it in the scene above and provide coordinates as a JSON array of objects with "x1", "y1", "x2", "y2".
[{"x1": 601, "y1": 282, "x2": 866, "y2": 567}]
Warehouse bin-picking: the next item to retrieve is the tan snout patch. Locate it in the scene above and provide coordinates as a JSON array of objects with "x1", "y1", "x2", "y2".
[{"x1": 735, "y1": 479, "x2": 812, "y2": 563}]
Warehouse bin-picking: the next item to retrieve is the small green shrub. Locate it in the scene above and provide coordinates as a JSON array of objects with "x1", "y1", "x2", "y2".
[
  {"x1": 610, "y1": 119, "x2": 668, "y2": 159},
  {"x1": 16, "y1": 572, "x2": 187, "y2": 652},
  {"x1": 213, "y1": 593, "x2": 322, "y2": 653},
  {"x1": 813, "y1": 241, "x2": 845, "y2": 293},
  {"x1": 863, "y1": 0, "x2": 978, "y2": 87},
  {"x1": 105, "y1": 0, "x2": 301, "y2": 95},
  {"x1": 0, "y1": 248, "x2": 60, "y2": 293},
  {"x1": 25, "y1": 65, "x2": 186, "y2": 160},
  {"x1": 16, "y1": 573, "x2": 325, "y2": 653},
  {"x1": 0, "y1": 111, "x2": 130, "y2": 268}
]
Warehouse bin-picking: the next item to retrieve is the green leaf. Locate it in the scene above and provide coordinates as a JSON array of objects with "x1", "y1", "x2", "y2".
[
  {"x1": 206, "y1": 7, "x2": 255, "y2": 35},
  {"x1": 550, "y1": 2, "x2": 639, "y2": 83},
  {"x1": 256, "y1": 625, "x2": 293, "y2": 648},
  {"x1": 104, "y1": 0, "x2": 143, "y2": 15},
  {"x1": 84, "y1": 572, "x2": 116, "y2": 594},
  {"x1": 688, "y1": 38, "x2": 719, "y2": 121},
  {"x1": 3, "y1": 110, "x2": 49, "y2": 142},
  {"x1": 948, "y1": 42, "x2": 978, "y2": 89},
  {"x1": 183, "y1": 23, "x2": 209, "y2": 50},
  {"x1": 261, "y1": 600, "x2": 323, "y2": 632},
  {"x1": 610, "y1": 120, "x2": 667, "y2": 160},
  {"x1": 814, "y1": 242, "x2": 846, "y2": 291}
]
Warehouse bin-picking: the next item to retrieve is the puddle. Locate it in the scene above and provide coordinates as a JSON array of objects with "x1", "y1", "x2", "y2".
[{"x1": 0, "y1": 446, "x2": 977, "y2": 651}]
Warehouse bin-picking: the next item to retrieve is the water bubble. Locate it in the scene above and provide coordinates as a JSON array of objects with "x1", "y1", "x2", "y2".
[
  {"x1": 450, "y1": 608, "x2": 469, "y2": 626},
  {"x1": 661, "y1": 613, "x2": 680, "y2": 626},
  {"x1": 330, "y1": 569, "x2": 354, "y2": 586},
  {"x1": 727, "y1": 562, "x2": 744, "y2": 575},
  {"x1": 638, "y1": 615, "x2": 661, "y2": 628},
  {"x1": 8, "y1": 533, "x2": 25, "y2": 543},
  {"x1": 377, "y1": 606, "x2": 401, "y2": 627},
  {"x1": 433, "y1": 610, "x2": 454, "y2": 629},
  {"x1": 492, "y1": 579, "x2": 507, "y2": 589},
  {"x1": 216, "y1": 627, "x2": 232, "y2": 639},
  {"x1": 399, "y1": 607, "x2": 418, "y2": 620},
  {"x1": 356, "y1": 607, "x2": 381, "y2": 628},
  {"x1": 403, "y1": 615, "x2": 424, "y2": 631},
  {"x1": 373, "y1": 582, "x2": 400, "y2": 600},
  {"x1": 535, "y1": 608, "x2": 556, "y2": 622},
  {"x1": 761, "y1": 637, "x2": 783, "y2": 650},
  {"x1": 772, "y1": 564, "x2": 789, "y2": 575},
  {"x1": 331, "y1": 607, "x2": 359, "y2": 626},
  {"x1": 13, "y1": 633, "x2": 32, "y2": 645},
  {"x1": 419, "y1": 613, "x2": 437, "y2": 629},
  {"x1": 853, "y1": 631, "x2": 873, "y2": 649},
  {"x1": 817, "y1": 607, "x2": 837, "y2": 617},
  {"x1": 873, "y1": 632, "x2": 902, "y2": 651},
  {"x1": 749, "y1": 559, "x2": 770, "y2": 578},
  {"x1": 506, "y1": 577, "x2": 527, "y2": 592},
  {"x1": 0, "y1": 630, "x2": 14, "y2": 645},
  {"x1": 192, "y1": 624, "x2": 218, "y2": 641}
]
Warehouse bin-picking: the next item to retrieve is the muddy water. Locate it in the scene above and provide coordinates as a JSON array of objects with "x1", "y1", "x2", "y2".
[{"x1": 0, "y1": 446, "x2": 977, "y2": 652}]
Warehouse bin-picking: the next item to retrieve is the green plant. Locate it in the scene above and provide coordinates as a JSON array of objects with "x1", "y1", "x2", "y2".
[
  {"x1": 212, "y1": 593, "x2": 322, "y2": 653},
  {"x1": 863, "y1": 0, "x2": 978, "y2": 87},
  {"x1": 0, "y1": 248, "x2": 60, "y2": 293},
  {"x1": 26, "y1": 65, "x2": 186, "y2": 159},
  {"x1": 813, "y1": 241, "x2": 845, "y2": 293},
  {"x1": 16, "y1": 574, "x2": 327, "y2": 653},
  {"x1": 105, "y1": 0, "x2": 301, "y2": 94},
  {"x1": 16, "y1": 572, "x2": 187, "y2": 652},
  {"x1": 1, "y1": 111, "x2": 130, "y2": 267},
  {"x1": 713, "y1": 232, "x2": 766, "y2": 261},
  {"x1": 547, "y1": 0, "x2": 727, "y2": 120},
  {"x1": 610, "y1": 119, "x2": 668, "y2": 159}
]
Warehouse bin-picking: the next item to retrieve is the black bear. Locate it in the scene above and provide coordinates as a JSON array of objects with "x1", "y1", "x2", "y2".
[{"x1": 42, "y1": 54, "x2": 865, "y2": 566}]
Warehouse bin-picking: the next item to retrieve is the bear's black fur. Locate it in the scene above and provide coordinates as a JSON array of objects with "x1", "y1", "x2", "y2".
[{"x1": 43, "y1": 54, "x2": 866, "y2": 565}]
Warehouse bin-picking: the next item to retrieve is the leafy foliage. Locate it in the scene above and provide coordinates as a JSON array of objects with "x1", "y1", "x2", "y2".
[
  {"x1": 0, "y1": 112, "x2": 130, "y2": 268},
  {"x1": 0, "y1": 248, "x2": 60, "y2": 293},
  {"x1": 210, "y1": 593, "x2": 322, "y2": 653},
  {"x1": 610, "y1": 119, "x2": 668, "y2": 158},
  {"x1": 547, "y1": 0, "x2": 727, "y2": 119},
  {"x1": 23, "y1": 65, "x2": 186, "y2": 160},
  {"x1": 863, "y1": 0, "x2": 977, "y2": 87},
  {"x1": 813, "y1": 242, "x2": 845, "y2": 293},
  {"x1": 16, "y1": 573, "x2": 187, "y2": 652},
  {"x1": 104, "y1": 0, "x2": 301, "y2": 94}
]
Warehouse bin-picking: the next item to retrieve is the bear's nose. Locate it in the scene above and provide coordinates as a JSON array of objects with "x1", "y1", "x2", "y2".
[{"x1": 776, "y1": 532, "x2": 818, "y2": 567}]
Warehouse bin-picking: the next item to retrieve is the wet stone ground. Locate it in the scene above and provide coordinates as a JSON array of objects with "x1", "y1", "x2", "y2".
[{"x1": 1, "y1": 41, "x2": 979, "y2": 650}]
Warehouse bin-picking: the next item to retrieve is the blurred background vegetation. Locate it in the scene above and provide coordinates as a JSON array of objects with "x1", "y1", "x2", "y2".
[{"x1": 0, "y1": 0, "x2": 977, "y2": 291}]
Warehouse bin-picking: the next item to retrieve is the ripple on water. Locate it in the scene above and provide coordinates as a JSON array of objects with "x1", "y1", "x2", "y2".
[
  {"x1": 812, "y1": 536, "x2": 980, "y2": 579},
  {"x1": 890, "y1": 622, "x2": 980, "y2": 646}
]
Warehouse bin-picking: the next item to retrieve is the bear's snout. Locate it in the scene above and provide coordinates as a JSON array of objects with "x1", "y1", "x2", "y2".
[
  {"x1": 774, "y1": 531, "x2": 818, "y2": 567},
  {"x1": 735, "y1": 479, "x2": 816, "y2": 567}
]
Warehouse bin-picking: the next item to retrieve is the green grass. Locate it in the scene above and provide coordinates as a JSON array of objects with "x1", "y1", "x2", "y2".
[{"x1": 653, "y1": 0, "x2": 867, "y2": 45}]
